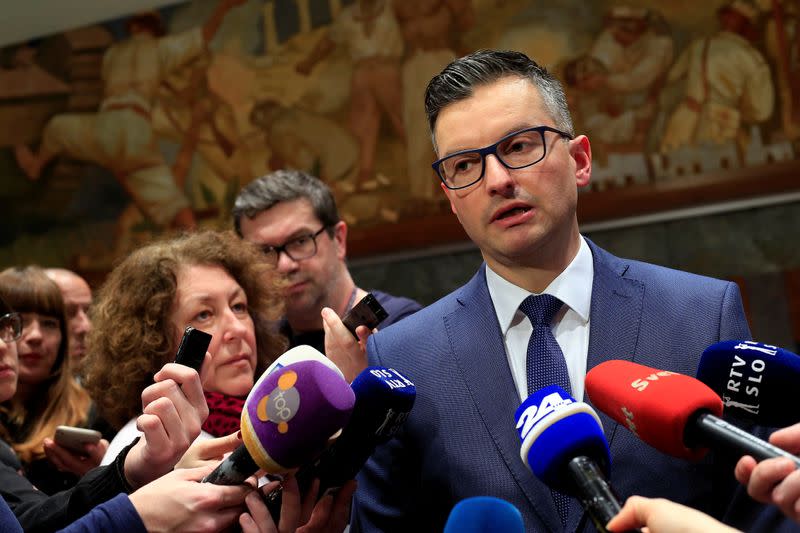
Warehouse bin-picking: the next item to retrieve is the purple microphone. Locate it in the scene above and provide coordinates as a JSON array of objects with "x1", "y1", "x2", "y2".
[{"x1": 203, "y1": 359, "x2": 355, "y2": 484}]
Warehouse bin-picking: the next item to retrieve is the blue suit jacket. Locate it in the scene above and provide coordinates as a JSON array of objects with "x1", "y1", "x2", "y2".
[{"x1": 351, "y1": 239, "x2": 790, "y2": 532}]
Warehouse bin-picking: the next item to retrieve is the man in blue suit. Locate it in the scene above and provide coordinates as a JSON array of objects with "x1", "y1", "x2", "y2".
[{"x1": 350, "y1": 50, "x2": 787, "y2": 532}]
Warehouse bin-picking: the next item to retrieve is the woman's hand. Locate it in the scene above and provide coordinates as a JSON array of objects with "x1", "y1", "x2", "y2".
[
  {"x1": 175, "y1": 431, "x2": 243, "y2": 469},
  {"x1": 43, "y1": 438, "x2": 108, "y2": 477}
]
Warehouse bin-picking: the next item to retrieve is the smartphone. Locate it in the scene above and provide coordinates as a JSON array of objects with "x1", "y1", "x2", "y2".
[
  {"x1": 174, "y1": 326, "x2": 212, "y2": 372},
  {"x1": 54, "y1": 426, "x2": 102, "y2": 454},
  {"x1": 341, "y1": 293, "x2": 389, "y2": 340}
]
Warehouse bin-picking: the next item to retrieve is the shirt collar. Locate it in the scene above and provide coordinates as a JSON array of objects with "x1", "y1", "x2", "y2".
[{"x1": 486, "y1": 236, "x2": 594, "y2": 334}]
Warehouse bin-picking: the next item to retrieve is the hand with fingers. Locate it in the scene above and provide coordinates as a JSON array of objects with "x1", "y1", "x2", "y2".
[
  {"x1": 129, "y1": 465, "x2": 253, "y2": 532},
  {"x1": 239, "y1": 474, "x2": 357, "y2": 533},
  {"x1": 606, "y1": 495, "x2": 741, "y2": 533},
  {"x1": 123, "y1": 361, "x2": 210, "y2": 489},
  {"x1": 322, "y1": 307, "x2": 369, "y2": 383},
  {"x1": 43, "y1": 438, "x2": 109, "y2": 477},
  {"x1": 735, "y1": 422, "x2": 800, "y2": 523},
  {"x1": 175, "y1": 431, "x2": 243, "y2": 470}
]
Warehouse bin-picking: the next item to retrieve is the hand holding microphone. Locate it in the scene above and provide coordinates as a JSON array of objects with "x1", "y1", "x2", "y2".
[
  {"x1": 264, "y1": 366, "x2": 416, "y2": 521},
  {"x1": 735, "y1": 421, "x2": 800, "y2": 523},
  {"x1": 698, "y1": 340, "x2": 800, "y2": 523}
]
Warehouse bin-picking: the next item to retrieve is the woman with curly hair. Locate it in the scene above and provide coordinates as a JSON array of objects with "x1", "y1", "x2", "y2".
[
  {"x1": 0, "y1": 266, "x2": 105, "y2": 494},
  {"x1": 83, "y1": 230, "x2": 287, "y2": 461}
]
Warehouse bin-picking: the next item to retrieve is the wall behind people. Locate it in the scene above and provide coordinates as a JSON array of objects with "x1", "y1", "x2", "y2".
[
  {"x1": 0, "y1": 0, "x2": 799, "y2": 277},
  {"x1": 350, "y1": 200, "x2": 800, "y2": 351}
]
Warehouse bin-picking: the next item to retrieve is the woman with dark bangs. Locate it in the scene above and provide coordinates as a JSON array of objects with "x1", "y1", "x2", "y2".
[
  {"x1": 0, "y1": 266, "x2": 105, "y2": 494},
  {"x1": 83, "y1": 230, "x2": 288, "y2": 461}
]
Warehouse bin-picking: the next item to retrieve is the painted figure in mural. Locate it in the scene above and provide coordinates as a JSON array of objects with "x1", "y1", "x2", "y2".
[
  {"x1": 660, "y1": 0, "x2": 774, "y2": 152},
  {"x1": 248, "y1": 100, "x2": 359, "y2": 193},
  {"x1": 393, "y1": 0, "x2": 474, "y2": 204},
  {"x1": 764, "y1": 0, "x2": 800, "y2": 140},
  {"x1": 12, "y1": 0, "x2": 245, "y2": 230},
  {"x1": 571, "y1": 6, "x2": 673, "y2": 152},
  {"x1": 296, "y1": 0, "x2": 405, "y2": 192}
]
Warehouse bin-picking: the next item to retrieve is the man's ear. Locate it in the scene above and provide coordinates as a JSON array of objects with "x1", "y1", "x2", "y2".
[
  {"x1": 570, "y1": 135, "x2": 592, "y2": 189},
  {"x1": 440, "y1": 183, "x2": 458, "y2": 215},
  {"x1": 333, "y1": 220, "x2": 347, "y2": 260}
]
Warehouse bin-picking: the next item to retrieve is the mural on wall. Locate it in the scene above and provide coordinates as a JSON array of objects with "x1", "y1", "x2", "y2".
[{"x1": 0, "y1": 0, "x2": 796, "y2": 270}]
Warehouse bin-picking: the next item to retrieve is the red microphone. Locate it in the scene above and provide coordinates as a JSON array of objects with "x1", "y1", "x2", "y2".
[{"x1": 585, "y1": 360, "x2": 800, "y2": 466}]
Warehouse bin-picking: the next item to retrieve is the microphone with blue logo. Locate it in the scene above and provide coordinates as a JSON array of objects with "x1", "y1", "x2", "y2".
[
  {"x1": 443, "y1": 496, "x2": 524, "y2": 533},
  {"x1": 264, "y1": 366, "x2": 416, "y2": 520},
  {"x1": 515, "y1": 385, "x2": 640, "y2": 533},
  {"x1": 697, "y1": 340, "x2": 800, "y2": 427}
]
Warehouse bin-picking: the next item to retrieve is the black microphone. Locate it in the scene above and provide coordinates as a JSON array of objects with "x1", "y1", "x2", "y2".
[
  {"x1": 264, "y1": 366, "x2": 415, "y2": 520},
  {"x1": 515, "y1": 385, "x2": 640, "y2": 533},
  {"x1": 697, "y1": 340, "x2": 800, "y2": 427}
]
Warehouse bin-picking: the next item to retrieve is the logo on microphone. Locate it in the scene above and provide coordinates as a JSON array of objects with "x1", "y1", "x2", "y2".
[
  {"x1": 257, "y1": 369, "x2": 301, "y2": 434},
  {"x1": 630, "y1": 370, "x2": 675, "y2": 392},
  {"x1": 516, "y1": 389, "x2": 573, "y2": 442},
  {"x1": 722, "y1": 395, "x2": 760, "y2": 415},
  {"x1": 726, "y1": 341, "x2": 774, "y2": 400},
  {"x1": 621, "y1": 406, "x2": 639, "y2": 437},
  {"x1": 370, "y1": 368, "x2": 414, "y2": 390}
]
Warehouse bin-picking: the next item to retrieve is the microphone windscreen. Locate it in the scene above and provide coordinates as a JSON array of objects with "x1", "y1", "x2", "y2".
[
  {"x1": 240, "y1": 359, "x2": 355, "y2": 473},
  {"x1": 697, "y1": 340, "x2": 800, "y2": 427},
  {"x1": 514, "y1": 385, "x2": 608, "y2": 492},
  {"x1": 345, "y1": 367, "x2": 416, "y2": 444},
  {"x1": 443, "y1": 496, "x2": 525, "y2": 533},
  {"x1": 585, "y1": 360, "x2": 723, "y2": 461},
  {"x1": 264, "y1": 344, "x2": 344, "y2": 378},
  {"x1": 278, "y1": 367, "x2": 415, "y2": 511}
]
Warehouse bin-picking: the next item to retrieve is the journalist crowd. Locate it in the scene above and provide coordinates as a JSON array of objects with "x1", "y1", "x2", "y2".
[{"x1": 1, "y1": 47, "x2": 799, "y2": 533}]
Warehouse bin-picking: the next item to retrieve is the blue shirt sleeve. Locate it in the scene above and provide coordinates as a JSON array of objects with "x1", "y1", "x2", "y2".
[
  {"x1": 0, "y1": 495, "x2": 23, "y2": 533},
  {"x1": 56, "y1": 494, "x2": 146, "y2": 533}
]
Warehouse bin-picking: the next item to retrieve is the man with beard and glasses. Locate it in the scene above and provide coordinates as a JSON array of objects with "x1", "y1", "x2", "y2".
[{"x1": 233, "y1": 169, "x2": 421, "y2": 381}]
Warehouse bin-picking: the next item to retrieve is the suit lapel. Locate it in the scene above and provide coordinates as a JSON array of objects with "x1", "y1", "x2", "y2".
[
  {"x1": 444, "y1": 266, "x2": 563, "y2": 531},
  {"x1": 584, "y1": 240, "x2": 645, "y2": 427},
  {"x1": 565, "y1": 240, "x2": 644, "y2": 532}
]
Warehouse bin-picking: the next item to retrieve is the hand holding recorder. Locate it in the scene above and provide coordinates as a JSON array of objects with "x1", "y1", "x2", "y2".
[
  {"x1": 121, "y1": 326, "x2": 212, "y2": 489},
  {"x1": 322, "y1": 293, "x2": 389, "y2": 383}
]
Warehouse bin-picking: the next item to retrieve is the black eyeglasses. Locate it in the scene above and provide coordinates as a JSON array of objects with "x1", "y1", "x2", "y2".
[
  {"x1": 432, "y1": 125, "x2": 573, "y2": 190},
  {"x1": 261, "y1": 226, "x2": 328, "y2": 265},
  {"x1": 0, "y1": 312, "x2": 22, "y2": 343}
]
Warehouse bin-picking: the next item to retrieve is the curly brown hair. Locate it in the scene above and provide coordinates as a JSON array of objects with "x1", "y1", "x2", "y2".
[
  {"x1": 0, "y1": 266, "x2": 91, "y2": 462},
  {"x1": 82, "y1": 231, "x2": 286, "y2": 429}
]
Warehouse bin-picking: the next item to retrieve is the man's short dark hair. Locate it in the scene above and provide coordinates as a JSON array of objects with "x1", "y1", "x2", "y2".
[
  {"x1": 424, "y1": 49, "x2": 575, "y2": 146},
  {"x1": 232, "y1": 169, "x2": 340, "y2": 236}
]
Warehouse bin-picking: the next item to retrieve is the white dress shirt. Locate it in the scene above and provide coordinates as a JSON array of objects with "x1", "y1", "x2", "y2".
[{"x1": 486, "y1": 236, "x2": 594, "y2": 402}]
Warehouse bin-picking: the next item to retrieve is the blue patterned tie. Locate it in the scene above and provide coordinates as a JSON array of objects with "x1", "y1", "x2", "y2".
[{"x1": 519, "y1": 294, "x2": 572, "y2": 528}]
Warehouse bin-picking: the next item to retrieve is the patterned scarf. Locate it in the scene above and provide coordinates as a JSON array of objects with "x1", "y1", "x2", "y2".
[{"x1": 202, "y1": 391, "x2": 245, "y2": 437}]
